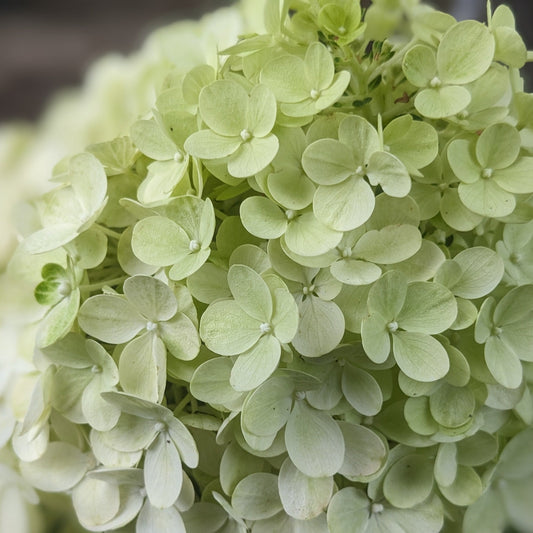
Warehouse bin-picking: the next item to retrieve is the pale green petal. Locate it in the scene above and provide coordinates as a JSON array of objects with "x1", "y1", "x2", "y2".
[
  {"x1": 78, "y1": 294, "x2": 145, "y2": 344},
  {"x1": 338, "y1": 422, "x2": 387, "y2": 480},
  {"x1": 72, "y1": 477, "x2": 121, "y2": 529},
  {"x1": 396, "y1": 281, "x2": 457, "y2": 334},
  {"x1": 200, "y1": 299, "x2": 262, "y2": 356},
  {"x1": 100, "y1": 413, "x2": 158, "y2": 452},
  {"x1": 440, "y1": 188, "x2": 483, "y2": 231},
  {"x1": 240, "y1": 196, "x2": 288, "y2": 239},
  {"x1": 247, "y1": 84, "x2": 277, "y2": 137},
  {"x1": 313, "y1": 177, "x2": 375, "y2": 231},
  {"x1": 260, "y1": 55, "x2": 308, "y2": 103},
  {"x1": 429, "y1": 383, "x2": 475, "y2": 428},
  {"x1": 341, "y1": 365, "x2": 383, "y2": 416},
  {"x1": 447, "y1": 139, "x2": 480, "y2": 184},
  {"x1": 402, "y1": 45, "x2": 437, "y2": 87},
  {"x1": 242, "y1": 376, "x2": 293, "y2": 436},
  {"x1": 228, "y1": 264, "x2": 272, "y2": 322},
  {"x1": 131, "y1": 119, "x2": 177, "y2": 161},
  {"x1": 327, "y1": 488, "x2": 370, "y2": 533},
  {"x1": 438, "y1": 20, "x2": 495, "y2": 85},
  {"x1": 199, "y1": 80, "x2": 248, "y2": 136},
  {"x1": 37, "y1": 289, "x2": 80, "y2": 348},
  {"x1": 187, "y1": 263, "x2": 230, "y2": 304},
  {"x1": 456, "y1": 432, "x2": 498, "y2": 467},
  {"x1": 232, "y1": 473, "x2": 282, "y2": 520},
  {"x1": 168, "y1": 249, "x2": 211, "y2": 281},
  {"x1": 190, "y1": 358, "x2": 245, "y2": 408},
  {"x1": 493, "y1": 26, "x2": 527, "y2": 67},
  {"x1": 452, "y1": 247, "x2": 504, "y2": 299},
  {"x1": 439, "y1": 465, "x2": 482, "y2": 506},
  {"x1": 137, "y1": 500, "x2": 186, "y2": 533},
  {"x1": 167, "y1": 416, "x2": 199, "y2": 469},
  {"x1": 393, "y1": 332, "x2": 450, "y2": 382},
  {"x1": 458, "y1": 179, "x2": 516, "y2": 217},
  {"x1": 285, "y1": 400, "x2": 345, "y2": 477},
  {"x1": 476, "y1": 123, "x2": 520, "y2": 170},
  {"x1": 354, "y1": 225, "x2": 421, "y2": 265},
  {"x1": 415, "y1": 86, "x2": 471, "y2": 119},
  {"x1": 367, "y1": 151, "x2": 411, "y2": 198},
  {"x1": 304, "y1": 42, "x2": 334, "y2": 90},
  {"x1": 184, "y1": 130, "x2": 241, "y2": 159},
  {"x1": 368, "y1": 270, "x2": 408, "y2": 320},
  {"x1": 123, "y1": 275, "x2": 177, "y2": 322},
  {"x1": 268, "y1": 169, "x2": 315, "y2": 210},
  {"x1": 227, "y1": 134, "x2": 279, "y2": 178},
  {"x1": 485, "y1": 335, "x2": 522, "y2": 388},
  {"x1": 493, "y1": 157, "x2": 533, "y2": 194},
  {"x1": 434, "y1": 442, "x2": 457, "y2": 487},
  {"x1": 278, "y1": 458, "x2": 333, "y2": 520},
  {"x1": 383, "y1": 454, "x2": 434, "y2": 509},
  {"x1": 330, "y1": 259, "x2": 382, "y2": 285},
  {"x1": 284, "y1": 212, "x2": 343, "y2": 257},
  {"x1": 361, "y1": 314, "x2": 390, "y2": 364},
  {"x1": 292, "y1": 296, "x2": 345, "y2": 358},
  {"x1": 138, "y1": 158, "x2": 189, "y2": 204},
  {"x1": 159, "y1": 313, "x2": 200, "y2": 361},
  {"x1": 132, "y1": 216, "x2": 190, "y2": 266},
  {"x1": 301, "y1": 139, "x2": 355, "y2": 186},
  {"x1": 24, "y1": 224, "x2": 80, "y2": 254},
  {"x1": 338, "y1": 115, "x2": 380, "y2": 164},
  {"x1": 230, "y1": 334, "x2": 281, "y2": 391},
  {"x1": 82, "y1": 379, "x2": 121, "y2": 431},
  {"x1": 20, "y1": 442, "x2": 90, "y2": 492}
]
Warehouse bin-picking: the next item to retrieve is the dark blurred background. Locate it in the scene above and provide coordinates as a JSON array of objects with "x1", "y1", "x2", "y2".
[{"x1": 0, "y1": 0, "x2": 531, "y2": 122}]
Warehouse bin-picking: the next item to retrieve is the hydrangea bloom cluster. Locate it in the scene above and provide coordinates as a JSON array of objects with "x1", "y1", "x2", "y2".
[{"x1": 3, "y1": 0, "x2": 533, "y2": 532}]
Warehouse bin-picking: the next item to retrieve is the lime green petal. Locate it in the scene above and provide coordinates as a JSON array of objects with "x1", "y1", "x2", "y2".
[
  {"x1": 438, "y1": 20, "x2": 495, "y2": 85},
  {"x1": 314, "y1": 176, "x2": 375, "y2": 231},
  {"x1": 402, "y1": 44, "x2": 437, "y2": 87},
  {"x1": 342, "y1": 366, "x2": 383, "y2": 416},
  {"x1": 184, "y1": 130, "x2": 241, "y2": 159},
  {"x1": 458, "y1": 179, "x2": 516, "y2": 218},
  {"x1": 429, "y1": 383, "x2": 475, "y2": 428},
  {"x1": 199, "y1": 80, "x2": 248, "y2": 136},
  {"x1": 493, "y1": 26, "x2": 527, "y2": 67},
  {"x1": 415, "y1": 86, "x2": 471, "y2": 119},
  {"x1": 268, "y1": 169, "x2": 315, "y2": 210},
  {"x1": 138, "y1": 158, "x2": 189, "y2": 204},
  {"x1": 37, "y1": 289, "x2": 80, "y2": 348},
  {"x1": 230, "y1": 335, "x2": 281, "y2": 391},
  {"x1": 227, "y1": 134, "x2": 279, "y2": 178},
  {"x1": 439, "y1": 465, "x2": 482, "y2": 506},
  {"x1": 200, "y1": 299, "x2": 262, "y2": 356},
  {"x1": 393, "y1": 332, "x2": 450, "y2": 382}
]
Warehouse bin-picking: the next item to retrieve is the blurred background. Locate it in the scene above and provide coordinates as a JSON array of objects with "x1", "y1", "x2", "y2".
[{"x1": 0, "y1": 0, "x2": 531, "y2": 123}]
